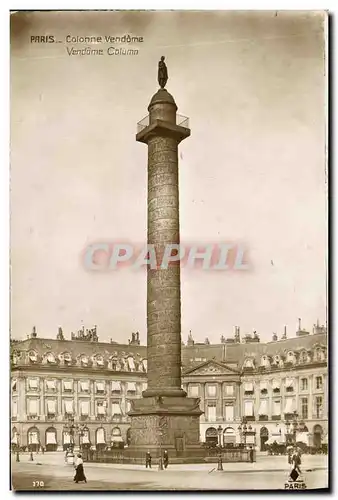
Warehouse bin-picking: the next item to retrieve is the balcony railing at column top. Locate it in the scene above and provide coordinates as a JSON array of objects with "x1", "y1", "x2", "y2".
[{"x1": 137, "y1": 114, "x2": 189, "y2": 134}]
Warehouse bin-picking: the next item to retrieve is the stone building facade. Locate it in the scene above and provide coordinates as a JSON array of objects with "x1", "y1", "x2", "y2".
[{"x1": 11, "y1": 323, "x2": 328, "y2": 451}]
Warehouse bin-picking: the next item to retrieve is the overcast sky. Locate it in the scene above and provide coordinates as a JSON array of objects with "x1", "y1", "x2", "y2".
[{"x1": 10, "y1": 11, "x2": 327, "y2": 343}]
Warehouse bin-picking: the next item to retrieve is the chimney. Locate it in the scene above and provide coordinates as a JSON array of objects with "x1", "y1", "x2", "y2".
[
  {"x1": 272, "y1": 332, "x2": 278, "y2": 342},
  {"x1": 31, "y1": 326, "x2": 37, "y2": 338}
]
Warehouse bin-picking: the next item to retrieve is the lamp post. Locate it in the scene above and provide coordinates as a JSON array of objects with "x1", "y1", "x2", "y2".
[
  {"x1": 238, "y1": 418, "x2": 248, "y2": 448},
  {"x1": 217, "y1": 425, "x2": 223, "y2": 448},
  {"x1": 15, "y1": 432, "x2": 20, "y2": 462}
]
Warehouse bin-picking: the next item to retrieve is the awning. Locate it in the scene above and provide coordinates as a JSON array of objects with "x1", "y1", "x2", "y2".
[
  {"x1": 272, "y1": 380, "x2": 280, "y2": 389},
  {"x1": 244, "y1": 382, "x2": 254, "y2": 392},
  {"x1": 258, "y1": 400, "x2": 268, "y2": 415},
  {"x1": 266, "y1": 435, "x2": 284, "y2": 445},
  {"x1": 64, "y1": 381, "x2": 72, "y2": 391},
  {"x1": 80, "y1": 381, "x2": 89, "y2": 391},
  {"x1": 260, "y1": 381, "x2": 268, "y2": 391},
  {"x1": 46, "y1": 432, "x2": 57, "y2": 444},
  {"x1": 28, "y1": 399, "x2": 38, "y2": 415},
  {"x1": 63, "y1": 432, "x2": 71, "y2": 444},
  {"x1": 46, "y1": 380, "x2": 56, "y2": 390},
  {"x1": 111, "y1": 381, "x2": 121, "y2": 392},
  {"x1": 128, "y1": 357, "x2": 135, "y2": 371},
  {"x1": 127, "y1": 382, "x2": 136, "y2": 392},
  {"x1": 244, "y1": 400, "x2": 254, "y2": 416},
  {"x1": 29, "y1": 379, "x2": 38, "y2": 389},
  {"x1": 284, "y1": 398, "x2": 295, "y2": 413},
  {"x1": 96, "y1": 382, "x2": 105, "y2": 392},
  {"x1": 65, "y1": 401, "x2": 74, "y2": 414},
  {"x1": 28, "y1": 432, "x2": 39, "y2": 444},
  {"x1": 80, "y1": 401, "x2": 89, "y2": 415},
  {"x1": 82, "y1": 432, "x2": 90, "y2": 444},
  {"x1": 97, "y1": 405, "x2": 106, "y2": 415},
  {"x1": 142, "y1": 359, "x2": 147, "y2": 371},
  {"x1": 96, "y1": 428, "x2": 105, "y2": 444},
  {"x1": 285, "y1": 378, "x2": 294, "y2": 388},
  {"x1": 47, "y1": 400, "x2": 56, "y2": 414},
  {"x1": 112, "y1": 403, "x2": 122, "y2": 415}
]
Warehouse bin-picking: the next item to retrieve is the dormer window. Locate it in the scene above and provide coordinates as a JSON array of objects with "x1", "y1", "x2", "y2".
[
  {"x1": 299, "y1": 351, "x2": 308, "y2": 363},
  {"x1": 47, "y1": 353, "x2": 55, "y2": 363},
  {"x1": 29, "y1": 351, "x2": 37, "y2": 362},
  {"x1": 261, "y1": 356, "x2": 270, "y2": 368},
  {"x1": 314, "y1": 348, "x2": 325, "y2": 362},
  {"x1": 96, "y1": 356, "x2": 104, "y2": 366},
  {"x1": 81, "y1": 355, "x2": 89, "y2": 366},
  {"x1": 243, "y1": 359, "x2": 254, "y2": 370},
  {"x1": 273, "y1": 355, "x2": 283, "y2": 367},
  {"x1": 127, "y1": 356, "x2": 135, "y2": 372},
  {"x1": 286, "y1": 351, "x2": 296, "y2": 364}
]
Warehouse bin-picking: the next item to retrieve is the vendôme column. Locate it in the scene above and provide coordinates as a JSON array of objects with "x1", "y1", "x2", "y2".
[
  {"x1": 129, "y1": 58, "x2": 202, "y2": 460},
  {"x1": 136, "y1": 58, "x2": 189, "y2": 398}
]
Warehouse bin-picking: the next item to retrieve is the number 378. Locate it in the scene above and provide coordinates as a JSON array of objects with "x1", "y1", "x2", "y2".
[{"x1": 32, "y1": 481, "x2": 44, "y2": 487}]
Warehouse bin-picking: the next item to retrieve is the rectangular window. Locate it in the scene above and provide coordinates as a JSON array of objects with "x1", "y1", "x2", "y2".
[
  {"x1": 80, "y1": 401, "x2": 89, "y2": 415},
  {"x1": 47, "y1": 400, "x2": 56, "y2": 415},
  {"x1": 258, "y1": 399, "x2": 268, "y2": 416},
  {"x1": 64, "y1": 400, "x2": 74, "y2": 414},
  {"x1": 63, "y1": 381, "x2": 73, "y2": 392},
  {"x1": 315, "y1": 396, "x2": 323, "y2": 418},
  {"x1": 127, "y1": 382, "x2": 137, "y2": 393},
  {"x1": 80, "y1": 381, "x2": 89, "y2": 392},
  {"x1": 272, "y1": 400, "x2": 281, "y2": 415},
  {"x1": 225, "y1": 385, "x2": 234, "y2": 396},
  {"x1": 301, "y1": 397, "x2": 308, "y2": 419},
  {"x1": 111, "y1": 381, "x2": 121, "y2": 393},
  {"x1": 96, "y1": 382, "x2": 105, "y2": 393},
  {"x1": 188, "y1": 384, "x2": 199, "y2": 397},
  {"x1": 300, "y1": 378, "x2": 308, "y2": 391},
  {"x1": 244, "y1": 400, "x2": 254, "y2": 417},
  {"x1": 27, "y1": 399, "x2": 38, "y2": 415},
  {"x1": 97, "y1": 403, "x2": 106, "y2": 415},
  {"x1": 112, "y1": 402, "x2": 122, "y2": 415},
  {"x1": 315, "y1": 377, "x2": 323, "y2": 390},
  {"x1": 207, "y1": 402, "x2": 217, "y2": 422},
  {"x1": 12, "y1": 399, "x2": 18, "y2": 417},
  {"x1": 244, "y1": 382, "x2": 254, "y2": 395},
  {"x1": 225, "y1": 405, "x2": 234, "y2": 421},
  {"x1": 28, "y1": 379, "x2": 39, "y2": 390},
  {"x1": 207, "y1": 385, "x2": 217, "y2": 398}
]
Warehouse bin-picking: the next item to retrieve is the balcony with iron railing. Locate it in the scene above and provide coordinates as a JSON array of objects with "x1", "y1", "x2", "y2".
[{"x1": 137, "y1": 114, "x2": 190, "y2": 134}]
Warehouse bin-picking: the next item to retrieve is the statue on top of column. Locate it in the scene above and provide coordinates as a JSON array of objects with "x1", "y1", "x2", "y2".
[{"x1": 158, "y1": 56, "x2": 168, "y2": 89}]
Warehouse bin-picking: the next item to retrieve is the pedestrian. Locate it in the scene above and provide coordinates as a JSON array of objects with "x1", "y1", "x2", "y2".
[
  {"x1": 146, "y1": 451, "x2": 152, "y2": 468},
  {"x1": 73, "y1": 454, "x2": 87, "y2": 483},
  {"x1": 249, "y1": 446, "x2": 254, "y2": 463},
  {"x1": 291, "y1": 449, "x2": 301, "y2": 475},
  {"x1": 163, "y1": 449, "x2": 169, "y2": 469}
]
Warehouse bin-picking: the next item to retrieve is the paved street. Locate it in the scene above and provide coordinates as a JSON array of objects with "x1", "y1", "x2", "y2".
[{"x1": 11, "y1": 452, "x2": 329, "y2": 491}]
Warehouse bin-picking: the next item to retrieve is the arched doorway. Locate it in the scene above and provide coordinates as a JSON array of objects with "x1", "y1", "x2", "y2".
[
  {"x1": 111, "y1": 426, "x2": 123, "y2": 448},
  {"x1": 81, "y1": 427, "x2": 91, "y2": 449},
  {"x1": 96, "y1": 427, "x2": 106, "y2": 450},
  {"x1": 126, "y1": 428, "x2": 131, "y2": 446},
  {"x1": 27, "y1": 427, "x2": 40, "y2": 452},
  {"x1": 260, "y1": 427, "x2": 269, "y2": 451},
  {"x1": 313, "y1": 424, "x2": 323, "y2": 448},
  {"x1": 45, "y1": 427, "x2": 57, "y2": 452},
  {"x1": 205, "y1": 427, "x2": 218, "y2": 446},
  {"x1": 223, "y1": 427, "x2": 236, "y2": 447}
]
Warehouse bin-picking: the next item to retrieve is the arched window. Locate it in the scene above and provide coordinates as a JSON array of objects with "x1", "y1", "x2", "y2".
[
  {"x1": 27, "y1": 426, "x2": 40, "y2": 451},
  {"x1": 286, "y1": 351, "x2": 295, "y2": 363},
  {"x1": 111, "y1": 426, "x2": 123, "y2": 446},
  {"x1": 45, "y1": 427, "x2": 57, "y2": 451},
  {"x1": 223, "y1": 427, "x2": 236, "y2": 445},
  {"x1": 29, "y1": 351, "x2": 37, "y2": 362},
  {"x1": 205, "y1": 427, "x2": 218, "y2": 444},
  {"x1": 299, "y1": 351, "x2": 308, "y2": 363},
  {"x1": 96, "y1": 427, "x2": 106, "y2": 448},
  {"x1": 244, "y1": 359, "x2": 254, "y2": 369},
  {"x1": 261, "y1": 356, "x2": 270, "y2": 367},
  {"x1": 314, "y1": 348, "x2": 325, "y2": 362},
  {"x1": 95, "y1": 355, "x2": 104, "y2": 366}
]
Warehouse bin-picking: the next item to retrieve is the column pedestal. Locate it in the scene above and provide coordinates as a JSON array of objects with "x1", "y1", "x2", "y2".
[{"x1": 128, "y1": 396, "x2": 203, "y2": 460}]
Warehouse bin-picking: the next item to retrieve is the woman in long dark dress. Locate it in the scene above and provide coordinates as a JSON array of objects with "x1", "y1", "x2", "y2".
[{"x1": 74, "y1": 454, "x2": 87, "y2": 483}]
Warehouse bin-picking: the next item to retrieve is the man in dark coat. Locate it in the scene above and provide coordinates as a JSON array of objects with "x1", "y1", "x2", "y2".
[
  {"x1": 146, "y1": 451, "x2": 152, "y2": 468},
  {"x1": 163, "y1": 449, "x2": 169, "y2": 469}
]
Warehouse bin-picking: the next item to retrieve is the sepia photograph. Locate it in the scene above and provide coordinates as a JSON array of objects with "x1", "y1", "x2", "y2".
[{"x1": 10, "y1": 9, "x2": 328, "y2": 491}]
